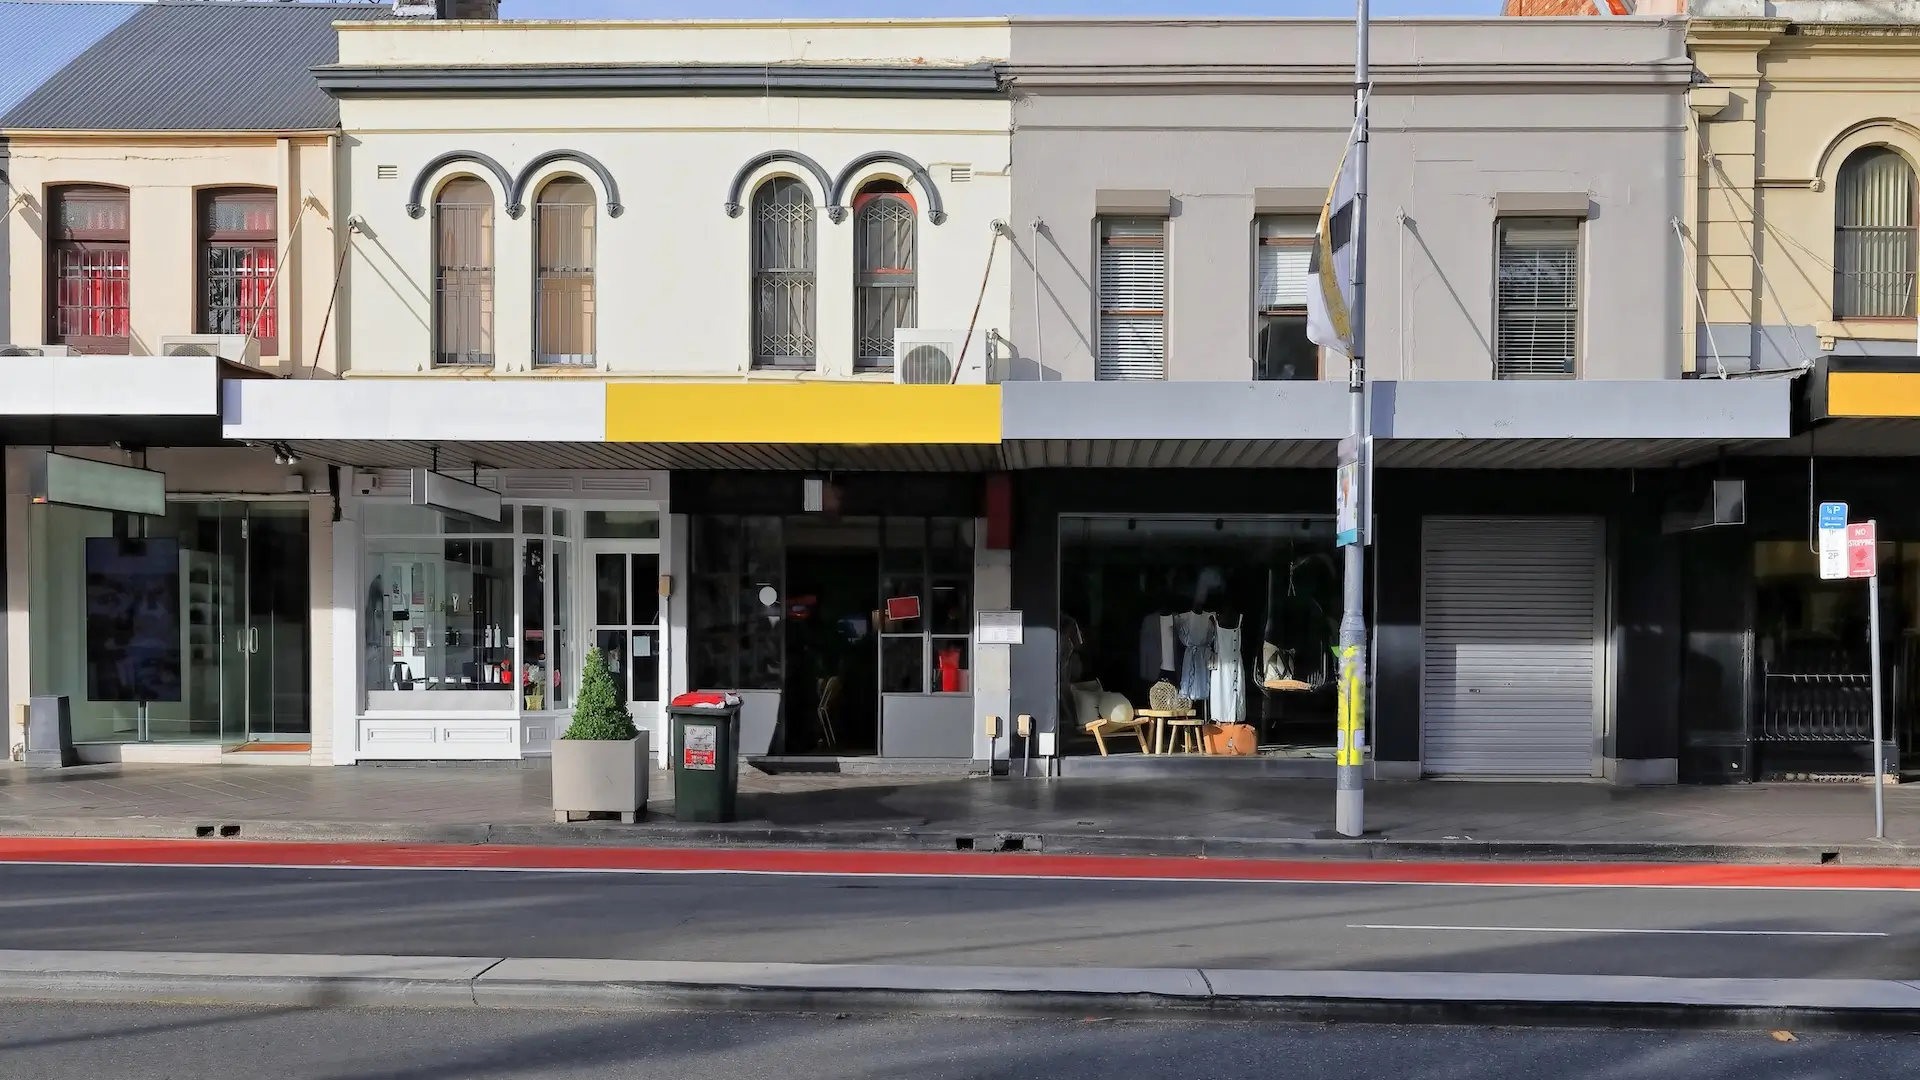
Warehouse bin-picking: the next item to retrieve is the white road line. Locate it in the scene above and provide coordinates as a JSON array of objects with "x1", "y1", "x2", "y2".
[{"x1": 1350, "y1": 923, "x2": 1887, "y2": 938}]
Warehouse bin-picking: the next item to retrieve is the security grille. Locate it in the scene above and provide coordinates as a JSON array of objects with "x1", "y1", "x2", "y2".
[
  {"x1": 433, "y1": 177, "x2": 495, "y2": 367},
  {"x1": 1097, "y1": 216, "x2": 1167, "y2": 380},
  {"x1": 200, "y1": 189, "x2": 277, "y2": 354},
  {"x1": 855, "y1": 186, "x2": 917, "y2": 371},
  {"x1": 753, "y1": 177, "x2": 817, "y2": 369},
  {"x1": 1494, "y1": 218, "x2": 1579, "y2": 380},
  {"x1": 1835, "y1": 147, "x2": 1917, "y2": 319},
  {"x1": 49, "y1": 186, "x2": 130, "y2": 353},
  {"x1": 535, "y1": 178, "x2": 597, "y2": 367}
]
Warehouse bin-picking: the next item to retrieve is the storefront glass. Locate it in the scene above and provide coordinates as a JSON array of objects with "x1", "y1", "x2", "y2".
[
  {"x1": 1058, "y1": 515, "x2": 1341, "y2": 756},
  {"x1": 29, "y1": 499, "x2": 309, "y2": 744},
  {"x1": 362, "y1": 499, "x2": 657, "y2": 719},
  {"x1": 519, "y1": 505, "x2": 573, "y2": 714},
  {"x1": 689, "y1": 513, "x2": 973, "y2": 755},
  {"x1": 362, "y1": 503, "x2": 516, "y2": 709},
  {"x1": 1754, "y1": 539, "x2": 1920, "y2": 768}
]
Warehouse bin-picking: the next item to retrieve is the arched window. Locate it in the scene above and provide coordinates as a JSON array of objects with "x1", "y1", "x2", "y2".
[
  {"x1": 854, "y1": 179, "x2": 917, "y2": 372},
  {"x1": 199, "y1": 187, "x2": 278, "y2": 355},
  {"x1": 48, "y1": 185, "x2": 130, "y2": 353},
  {"x1": 434, "y1": 176, "x2": 495, "y2": 366},
  {"x1": 534, "y1": 177, "x2": 596, "y2": 367},
  {"x1": 1835, "y1": 146, "x2": 1917, "y2": 319},
  {"x1": 751, "y1": 177, "x2": 816, "y2": 369}
]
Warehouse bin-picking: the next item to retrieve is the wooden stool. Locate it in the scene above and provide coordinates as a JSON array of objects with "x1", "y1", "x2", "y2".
[
  {"x1": 1162, "y1": 715, "x2": 1208, "y2": 754},
  {"x1": 1137, "y1": 708, "x2": 1198, "y2": 755}
]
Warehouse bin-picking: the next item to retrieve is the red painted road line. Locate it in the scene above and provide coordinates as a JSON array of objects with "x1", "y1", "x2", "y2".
[{"x1": 0, "y1": 836, "x2": 1918, "y2": 890}]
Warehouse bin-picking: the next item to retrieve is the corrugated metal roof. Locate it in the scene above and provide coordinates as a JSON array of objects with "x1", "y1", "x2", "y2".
[
  {"x1": 0, "y1": 1, "x2": 390, "y2": 133},
  {"x1": 0, "y1": 2, "x2": 141, "y2": 120}
]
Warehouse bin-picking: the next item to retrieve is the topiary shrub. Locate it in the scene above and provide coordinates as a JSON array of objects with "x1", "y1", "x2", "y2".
[{"x1": 561, "y1": 647, "x2": 637, "y2": 742}]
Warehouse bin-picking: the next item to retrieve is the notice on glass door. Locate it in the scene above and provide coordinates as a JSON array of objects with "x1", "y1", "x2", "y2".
[{"x1": 683, "y1": 724, "x2": 718, "y2": 770}]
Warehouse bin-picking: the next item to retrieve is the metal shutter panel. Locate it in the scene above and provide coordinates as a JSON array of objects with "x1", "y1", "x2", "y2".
[
  {"x1": 1422, "y1": 517, "x2": 1602, "y2": 777},
  {"x1": 1097, "y1": 217, "x2": 1166, "y2": 380},
  {"x1": 1494, "y1": 218, "x2": 1578, "y2": 380}
]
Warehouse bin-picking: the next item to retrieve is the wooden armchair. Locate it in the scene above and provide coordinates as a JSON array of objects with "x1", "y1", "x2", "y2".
[{"x1": 1072, "y1": 681, "x2": 1150, "y2": 756}]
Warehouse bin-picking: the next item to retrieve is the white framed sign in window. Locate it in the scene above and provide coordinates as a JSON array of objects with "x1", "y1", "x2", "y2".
[{"x1": 977, "y1": 610, "x2": 1024, "y2": 646}]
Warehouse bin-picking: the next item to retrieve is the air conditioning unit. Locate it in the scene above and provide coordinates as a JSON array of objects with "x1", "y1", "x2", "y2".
[
  {"x1": 159, "y1": 334, "x2": 259, "y2": 365},
  {"x1": 0, "y1": 344, "x2": 72, "y2": 357},
  {"x1": 894, "y1": 329, "x2": 970, "y2": 385}
]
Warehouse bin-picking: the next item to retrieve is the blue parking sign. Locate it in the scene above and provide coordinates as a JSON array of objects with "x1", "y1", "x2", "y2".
[{"x1": 1819, "y1": 502, "x2": 1848, "y2": 530}]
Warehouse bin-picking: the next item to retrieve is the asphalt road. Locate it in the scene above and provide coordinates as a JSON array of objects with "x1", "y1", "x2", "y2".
[
  {"x1": 1, "y1": 1003, "x2": 1917, "y2": 1079},
  {"x1": 2, "y1": 863, "x2": 1917, "y2": 980}
]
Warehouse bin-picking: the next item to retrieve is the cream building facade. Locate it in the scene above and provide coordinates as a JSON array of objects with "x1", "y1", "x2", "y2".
[
  {"x1": 2, "y1": 2, "x2": 384, "y2": 765},
  {"x1": 1688, "y1": 0, "x2": 1920, "y2": 373},
  {"x1": 228, "y1": 16, "x2": 1022, "y2": 768}
]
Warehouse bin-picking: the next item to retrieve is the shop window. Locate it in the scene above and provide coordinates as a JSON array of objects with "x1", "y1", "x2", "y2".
[
  {"x1": 199, "y1": 187, "x2": 278, "y2": 355},
  {"x1": 689, "y1": 515, "x2": 784, "y2": 690},
  {"x1": 881, "y1": 516, "x2": 972, "y2": 695},
  {"x1": 1834, "y1": 147, "x2": 1917, "y2": 320},
  {"x1": 534, "y1": 177, "x2": 596, "y2": 367},
  {"x1": 362, "y1": 507, "x2": 514, "y2": 703},
  {"x1": 30, "y1": 501, "x2": 310, "y2": 745},
  {"x1": 1494, "y1": 217, "x2": 1580, "y2": 379},
  {"x1": 520, "y1": 505, "x2": 572, "y2": 714},
  {"x1": 48, "y1": 185, "x2": 130, "y2": 353},
  {"x1": 434, "y1": 176, "x2": 495, "y2": 366},
  {"x1": 854, "y1": 179, "x2": 917, "y2": 372},
  {"x1": 752, "y1": 176, "x2": 816, "y2": 369},
  {"x1": 584, "y1": 509, "x2": 660, "y2": 539},
  {"x1": 1754, "y1": 540, "x2": 1880, "y2": 747},
  {"x1": 1096, "y1": 216, "x2": 1167, "y2": 380},
  {"x1": 1058, "y1": 516, "x2": 1341, "y2": 756},
  {"x1": 1255, "y1": 216, "x2": 1318, "y2": 381}
]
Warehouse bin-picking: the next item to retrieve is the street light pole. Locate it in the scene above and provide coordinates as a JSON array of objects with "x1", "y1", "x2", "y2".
[{"x1": 1335, "y1": 0, "x2": 1371, "y2": 839}]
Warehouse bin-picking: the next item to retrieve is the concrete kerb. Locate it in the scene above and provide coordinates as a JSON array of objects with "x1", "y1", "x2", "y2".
[
  {"x1": 3, "y1": 951, "x2": 1920, "y2": 1031},
  {"x1": 0, "y1": 814, "x2": 1918, "y2": 866}
]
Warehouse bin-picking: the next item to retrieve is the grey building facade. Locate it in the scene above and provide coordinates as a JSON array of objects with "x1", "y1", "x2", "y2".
[{"x1": 998, "y1": 17, "x2": 1791, "y2": 784}]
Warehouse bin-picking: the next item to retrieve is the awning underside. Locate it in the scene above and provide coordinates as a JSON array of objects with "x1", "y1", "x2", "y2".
[{"x1": 275, "y1": 436, "x2": 1792, "y2": 473}]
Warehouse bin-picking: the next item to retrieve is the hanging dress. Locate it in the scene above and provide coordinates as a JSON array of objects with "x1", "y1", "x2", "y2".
[
  {"x1": 1210, "y1": 617, "x2": 1246, "y2": 724},
  {"x1": 1177, "y1": 611, "x2": 1214, "y2": 703}
]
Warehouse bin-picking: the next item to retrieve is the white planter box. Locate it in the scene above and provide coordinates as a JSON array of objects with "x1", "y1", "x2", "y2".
[{"x1": 551, "y1": 733, "x2": 649, "y2": 823}]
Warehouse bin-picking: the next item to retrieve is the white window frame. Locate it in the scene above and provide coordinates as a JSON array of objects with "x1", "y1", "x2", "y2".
[
  {"x1": 1494, "y1": 216, "x2": 1582, "y2": 380},
  {"x1": 1254, "y1": 215, "x2": 1319, "y2": 381},
  {"x1": 1095, "y1": 215, "x2": 1168, "y2": 380}
]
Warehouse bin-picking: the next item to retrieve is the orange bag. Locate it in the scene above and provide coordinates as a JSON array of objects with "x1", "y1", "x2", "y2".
[{"x1": 1203, "y1": 723, "x2": 1257, "y2": 756}]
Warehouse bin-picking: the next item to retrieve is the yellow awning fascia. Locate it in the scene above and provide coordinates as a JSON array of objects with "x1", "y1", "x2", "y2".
[{"x1": 605, "y1": 383, "x2": 1002, "y2": 444}]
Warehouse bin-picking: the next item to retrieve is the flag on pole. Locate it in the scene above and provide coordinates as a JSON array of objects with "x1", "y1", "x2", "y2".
[{"x1": 1307, "y1": 120, "x2": 1361, "y2": 355}]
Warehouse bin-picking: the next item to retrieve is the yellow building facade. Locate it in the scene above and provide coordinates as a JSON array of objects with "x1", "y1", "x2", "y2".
[{"x1": 1688, "y1": 6, "x2": 1919, "y2": 379}]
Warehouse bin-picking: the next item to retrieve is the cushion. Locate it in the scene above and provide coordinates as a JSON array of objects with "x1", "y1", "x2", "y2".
[
  {"x1": 1071, "y1": 687, "x2": 1101, "y2": 729},
  {"x1": 1101, "y1": 695, "x2": 1136, "y2": 726}
]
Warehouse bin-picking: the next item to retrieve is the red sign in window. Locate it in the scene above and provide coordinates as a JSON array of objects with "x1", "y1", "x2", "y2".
[{"x1": 886, "y1": 595, "x2": 921, "y2": 622}]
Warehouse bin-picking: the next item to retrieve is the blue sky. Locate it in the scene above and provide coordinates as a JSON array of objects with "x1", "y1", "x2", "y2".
[{"x1": 501, "y1": 1, "x2": 1489, "y2": 18}]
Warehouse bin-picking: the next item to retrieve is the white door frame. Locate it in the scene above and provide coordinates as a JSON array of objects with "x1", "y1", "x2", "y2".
[{"x1": 580, "y1": 539, "x2": 667, "y2": 729}]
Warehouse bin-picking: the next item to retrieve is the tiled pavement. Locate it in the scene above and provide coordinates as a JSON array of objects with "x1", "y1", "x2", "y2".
[{"x1": 1, "y1": 761, "x2": 1916, "y2": 850}]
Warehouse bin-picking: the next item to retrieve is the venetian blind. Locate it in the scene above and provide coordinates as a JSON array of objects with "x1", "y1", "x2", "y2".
[
  {"x1": 1495, "y1": 218, "x2": 1579, "y2": 380},
  {"x1": 1257, "y1": 216, "x2": 1314, "y2": 310},
  {"x1": 1097, "y1": 216, "x2": 1167, "y2": 381}
]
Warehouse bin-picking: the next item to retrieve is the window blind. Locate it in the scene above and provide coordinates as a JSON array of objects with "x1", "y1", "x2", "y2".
[
  {"x1": 1097, "y1": 216, "x2": 1167, "y2": 381},
  {"x1": 1834, "y1": 147, "x2": 1917, "y2": 320},
  {"x1": 1257, "y1": 216, "x2": 1315, "y2": 311},
  {"x1": 1495, "y1": 218, "x2": 1579, "y2": 380}
]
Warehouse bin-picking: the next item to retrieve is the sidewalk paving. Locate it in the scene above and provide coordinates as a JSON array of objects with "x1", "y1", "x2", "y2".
[{"x1": 1, "y1": 761, "x2": 1915, "y2": 860}]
